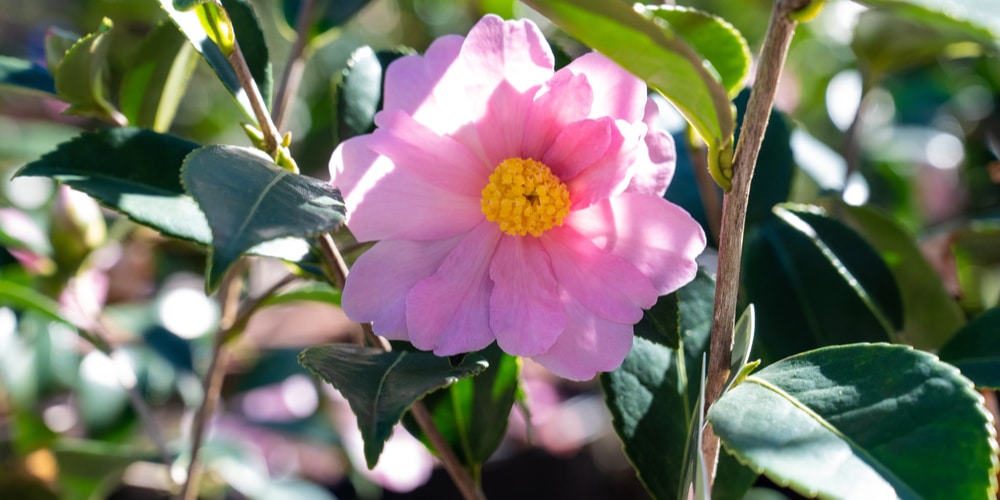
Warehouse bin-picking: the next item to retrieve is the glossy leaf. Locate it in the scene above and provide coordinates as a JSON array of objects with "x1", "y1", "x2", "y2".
[
  {"x1": 837, "y1": 202, "x2": 965, "y2": 350},
  {"x1": 181, "y1": 145, "x2": 345, "y2": 291},
  {"x1": 120, "y1": 22, "x2": 199, "y2": 132},
  {"x1": 639, "y1": 5, "x2": 751, "y2": 97},
  {"x1": 939, "y1": 307, "x2": 1000, "y2": 389},
  {"x1": 744, "y1": 204, "x2": 903, "y2": 362},
  {"x1": 14, "y1": 128, "x2": 209, "y2": 244},
  {"x1": 857, "y1": 0, "x2": 1000, "y2": 48},
  {"x1": 298, "y1": 344, "x2": 488, "y2": 468},
  {"x1": 281, "y1": 0, "x2": 373, "y2": 44},
  {"x1": 53, "y1": 18, "x2": 125, "y2": 124},
  {"x1": 404, "y1": 343, "x2": 519, "y2": 472},
  {"x1": 337, "y1": 46, "x2": 408, "y2": 141},
  {"x1": 601, "y1": 270, "x2": 714, "y2": 499},
  {"x1": 0, "y1": 56, "x2": 56, "y2": 97},
  {"x1": 709, "y1": 343, "x2": 999, "y2": 499},
  {"x1": 522, "y1": 0, "x2": 735, "y2": 187}
]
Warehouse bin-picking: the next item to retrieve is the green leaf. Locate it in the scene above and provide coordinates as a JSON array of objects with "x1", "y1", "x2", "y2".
[
  {"x1": 951, "y1": 223, "x2": 1000, "y2": 314},
  {"x1": 404, "y1": 343, "x2": 519, "y2": 473},
  {"x1": 744, "y1": 204, "x2": 903, "y2": 362},
  {"x1": 837, "y1": 202, "x2": 965, "y2": 350},
  {"x1": 298, "y1": 344, "x2": 489, "y2": 468},
  {"x1": 0, "y1": 281, "x2": 70, "y2": 326},
  {"x1": 281, "y1": 0, "x2": 373, "y2": 45},
  {"x1": 633, "y1": 292, "x2": 680, "y2": 349},
  {"x1": 726, "y1": 305, "x2": 756, "y2": 393},
  {"x1": 120, "y1": 22, "x2": 199, "y2": 132},
  {"x1": 54, "y1": 441, "x2": 147, "y2": 500},
  {"x1": 181, "y1": 145, "x2": 346, "y2": 292},
  {"x1": 0, "y1": 56, "x2": 56, "y2": 97},
  {"x1": 939, "y1": 307, "x2": 1000, "y2": 389},
  {"x1": 158, "y1": 0, "x2": 255, "y2": 121},
  {"x1": 257, "y1": 282, "x2": 342, "y2": 309},
  {"x1": 14, "y1": 128, "x2": 209, "y2": 244},
  {"x1": 857, "y1": 0, "x2": 1000, "y2": 48},
  {"x1": 709, "y1": 343, "x2": 999, "y2": 499},
  {"x1": 522, "y1": 0, "x2": 735, "y2": 186},
  {"x1": 45, "y1": 26, "x2": 78, "y2": 76},
  {"x1": 53, "y1": 18, "x2": 125, "y2": 124},
  {"x1": 679, "y1": 356, "x2": 709, "y2": 500},
  {"x1": 713, "y1": 449, "x2": 759, "y2": 500},
  {"x1": 739, "y1": 89, "x2": 794, "y2": 229},
  {"x1": 640, "y1": 5, "x2": 751, "y2": 98},
  {"x1": 337, "y1": 46, "x2": 409, "y2": 142},
  {"x1": 601, "y1": 270, "x2": 714, "y2": 499}
]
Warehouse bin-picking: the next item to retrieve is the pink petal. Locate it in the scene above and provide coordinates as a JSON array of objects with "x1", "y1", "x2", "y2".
[
  {"x1": 383, "y1": 35, "x2": 468, "y2": 134},
  {"x1": 541, "y1": 117, "x2": 614, "y2": 180},
  {"x1": 626, "y1": 99, "x2": 677, "y2": 196},
  {"x1": 488, "y1": 237, "x2": 565, "y2": 356},
  {"x1": 329, "y1": 136, "x2": 483, "y2": 242},
  {"x1": 475, "y1": 80, "x2": 538, "y2": 166},
  {"x1": 458, "y1": 15, "x2": 554, "y2": 94},
  {"x1": 370, "y1": 110, "x2": 491, "y2": 192},
  {"x1": 520, "y1": 71, "x2": 594, "y2": 160},
  {"x1": 406, "y1": 222, "x2": 501, "y2": 355},
  {"x1": 564, "y1": 120, "x2": 641, "y2": 209},
  {"x1": 540, "y1": 226, "x2": 657, "y2": 324},
  {"x1": 531, "y1": 294, "x2": 635, "y2": 381},
  {"x1": 564, "y1": 52, "x2": 646, "y2": 123},
  {"x1": 342, "y1": 237, "x2": 461, "y2": 340},
  {"x1": 566, "y1": 193, "x2": 705, "y2": 295}
]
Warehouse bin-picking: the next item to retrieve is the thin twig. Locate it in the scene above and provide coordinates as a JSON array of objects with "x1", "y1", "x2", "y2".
[
  {"x1": 702, "y1": 0, "x2": 810, "y2": 487},
  {"x1": 410, "y1": 401, "x2": 487, "y2": 500},
  {"x1": 179, "y1": 262, "x2": 245, "y2": 500},
  {"x1": 272, "y1": 0, "x2": 316, "y2": 130},
  {"x1": 229, "y1": 42, "x2": 282, "y2": 156}
]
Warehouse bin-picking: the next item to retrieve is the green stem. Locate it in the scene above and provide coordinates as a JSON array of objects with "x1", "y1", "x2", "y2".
[{"x1": 702, "y1": 0, "x2": 811, "y2": 488}]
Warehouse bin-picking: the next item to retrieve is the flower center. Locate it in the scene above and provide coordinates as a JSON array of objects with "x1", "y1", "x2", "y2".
[{"x1": 481, "y1": 158, "x2": 570, "y2": 237}]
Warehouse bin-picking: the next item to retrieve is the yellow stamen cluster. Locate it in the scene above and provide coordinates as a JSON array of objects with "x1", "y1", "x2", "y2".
[{"x1": 481, "y1": 158, "x2": 570, "y2": 237}]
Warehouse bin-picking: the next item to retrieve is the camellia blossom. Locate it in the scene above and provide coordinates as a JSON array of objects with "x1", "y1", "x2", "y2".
[{"x1": 330, "y1": 15, "x2": 706, "y2": 380}]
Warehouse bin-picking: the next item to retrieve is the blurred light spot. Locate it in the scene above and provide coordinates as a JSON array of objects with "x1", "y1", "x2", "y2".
[
  {"x1": 43, "y1": 403, "x2": 77, "y2": 433},
  {"x1": 112, "y1": 350, "x2": 138, "y2": 390},
  {"x1": 25, "y1": 449, "x2": 58, "y2": 482},
  {"x1": 826, "y1": 70, "x2": 863, "y2": 131},
  {"x1": 0, "y1": 307, "x2": 16, "y2": 340},
  {"x1": 816, "y1": 0, "x2": 867, "y2": 44},
  {"x1": 358, "y1": 0, "x2": 400, "y2": 36},
  {"x1": 926, "y1": 133, "x2": 964, "y2": 170},
  {"x1": 414, "y1": 0, "x2": 457, "y2": 25},
  {"x1": 843, "y1": 171, "x2": 870, "y2": 206},
  {"x1": 48, "y1": 321, "x2": 78, "y2": 349},
  {"x1": 158, "y1": 287, "x2": 219, "y2": 339},
  {"x1": 281, "y1": 374, "x2": 319, "y2": 418},
  {"x1": 649, "y1": 94, "x2": 687, "y2": 134},
  {"x1": 81, "y1": 351, "x2": 121, "y2": 388},
  {"x1": 954, "y1": 85, "x2": 993, "y2": 121},
  {"x1": 4, "y1": 175, "x2": 53, "y2": 210},
  {"x1": 862, "y1": 88, "x2": 895, "y2": 128},
  {"x1": 791, "y1": 130, "x2": 847, "y2": 191}
]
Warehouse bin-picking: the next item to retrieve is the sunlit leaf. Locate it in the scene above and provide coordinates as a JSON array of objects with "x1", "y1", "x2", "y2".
[
  {"x1": 939, "y1": 307, "x2": 1000, "y2": 389},
  {"x1": 857, "y1": 0, "x2": 1000, "y2": 48},
  {"x1": 709, "y1": 343, "x2": 999, "y2": 499},
  {"x1": 53, "y1": 18, "x2": 125, "y2": 124},
  {"x1": 181, "y1": 145, "x2": 345, "y2": 292},
  {"x1": 298, "y1": 344, "x2": 488, "y2": 468},
  {"x1": 336, "y1": 46, "x2": 408, "y2": 141},
  {"x1": 120, "y1": 22, "x2": 199, "y2": 132}
]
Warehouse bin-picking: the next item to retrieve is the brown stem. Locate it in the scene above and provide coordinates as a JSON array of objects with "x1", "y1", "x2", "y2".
[
  {"x1": 410, "y1": 401, "x2": 487, "y2": 500},
  {"x1": 229, "y1": 43, "x2": 282, "y2": 156},
  {"x1": 702, "y1": 0, "x2": 809, "y2": 487},
  {"x1": 179, "y1": 263, "x2": 245, "y2": 500},
  {"x1": 272, "y1": 0, "x2": 316, "y2": 130}
]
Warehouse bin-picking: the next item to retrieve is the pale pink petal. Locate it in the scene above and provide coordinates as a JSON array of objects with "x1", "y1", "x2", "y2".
[
  {"x1": 330, "y1": 137, "x2": 482, "y2": 242},
  {"x1": 540, "y1": 226, "x2": 657, "y2": 323},
  {"x1": 457, "y1": 15, "x2": 554, "y2": 94},
  {"x1": 488, "y1": 237, "x2": 565, "y2": 356},
  {"x1": 475, "y1": 81, "x2": 538, "y2": 166},
  {"x1": 563, "y1": 120, "x2": 641, "y2": 208},
  {"x1": 540, "y1": 117, "x2": 615, "y2": 180},
  {"x1": 531, "y1": 294, "x2": 634, "y2": 381},
  {"x1": 626, "y1": 99, "x2": 676, "y2": 196},
  {"x1": 370, "y1": 110, "x2": 491, "y2": 192},
  {"x1": 383, "y1": 35, "x2": 468, "y2": 134},
  {"x1": 564, "y1": 52, "x2": 646, "y2": 123},
  {"x1": 520, "y1": 72, "x2": 593, "y2": 160},
  {"x1": 342, "y1": 237, "x2": 461, "y2": 339},
  {"x1": 406, "y1": 222, "x2": 501, "y2": 354},
  {"x1": 566, "y1": 193, "x2": 705, "y2": 295}
]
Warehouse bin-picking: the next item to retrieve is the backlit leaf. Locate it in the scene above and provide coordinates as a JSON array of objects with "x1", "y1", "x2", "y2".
[
  {"x1": 53, "y1": 18, "x2": 125, "y2": 124},
  {"x1": 120, "y1": 22, "x2": 199, "y2": 132}
]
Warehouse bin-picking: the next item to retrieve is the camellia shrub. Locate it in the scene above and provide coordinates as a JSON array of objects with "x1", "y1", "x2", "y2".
[{"x1": 0, "y1": 0, "x2": 998, "y2": 498}]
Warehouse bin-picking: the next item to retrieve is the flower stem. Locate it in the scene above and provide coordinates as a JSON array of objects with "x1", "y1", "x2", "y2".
[
  {"x1": 272, "y1": 0, "x2": 317, "y2": 131},
  {"x1": 229, "y1": 42, "x2": 282, "y2": 157},
  {"x1": 702, "y1": 0, "x2": 810, "y2": 487}
]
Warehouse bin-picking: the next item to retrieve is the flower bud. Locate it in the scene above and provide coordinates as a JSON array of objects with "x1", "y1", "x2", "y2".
[{"x1": 49, "y1": 186, "x2": 106, "y2": 270}]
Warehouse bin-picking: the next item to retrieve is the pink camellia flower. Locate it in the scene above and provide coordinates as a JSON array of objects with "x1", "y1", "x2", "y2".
[{"x1": 330, "y1": 15, "x2": 706, "y2": 380}]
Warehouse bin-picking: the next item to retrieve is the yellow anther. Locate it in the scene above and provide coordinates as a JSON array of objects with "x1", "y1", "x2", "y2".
[{"x1": 481, "y1": 158, "x2": 570, "y2": 237}]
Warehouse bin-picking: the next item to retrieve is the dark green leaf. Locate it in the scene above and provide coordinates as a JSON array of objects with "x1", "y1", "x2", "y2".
[
  {"x1": 180, "y1": 145, "x2": 345, "y2": 291},
  {"x1": 837, "y1": 202, "x2": 964, "y2": 350},
  {"x1": 404, "y1": 343, "x2": 519, "y2": 472},
  {"x1": 53, "y1": 18, "x2": 125, "y2": 124},
  {"x1": 640, "y1": 5, "x2": 750, "y2": 97},
  {"x1": 857, "y1": 0, "x2": 1000, "y2": 48},
  {"x1": 951, "y1": 223, "x2": 1000, "y2": 314},
  {"x1": 298, "y1": 344, "x2": 488, "y2": 468},
  {"x1": 939, "y1": 307, "x2": 1000, "y2": 388},
  {"x1": 744, "y1": 204, "x2": 902, "y2": 362},
  {"x1": 0, "y1": 56, "x2": 56, "y2": 96},
  {"x1": 713, "y1": 449, "x2": 759, "y2": 500},
  {"x1": 120, "y1": 22, "x2": 199, "y2": 132},
  {"x1": 709, "y1": 343, "x2": 998, "y2": 499},
  {"x1": 173, "y1": 0, "x2": 210, "y2": 9},
  {"x1": 601, "y1": 270, "x2": 714, "y2": 499},
  {"x1": 282, "y1": 0, "x2": 373, "y2": 43},
  {"x1": 739, "y1": 89, "x2": 794, "y2": 228},
  {"x1": 522, "y1": 0, "x2": 735, "y2": 173},
  {"x1": 14, "y1": 128, "x2": 209, "y2": 244},
  {"x1": 222, "y1": 0, "x2": 272, "y2": 107},
  {"x1": 54, "y1": 441, "x2": 146, "y2": 500},
  {"x1": 634, "y1": 292, "x2": 680, "y2": 348},
  {"x1": 337, "y1": 47, "x2": 408, "y2": 141}
]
